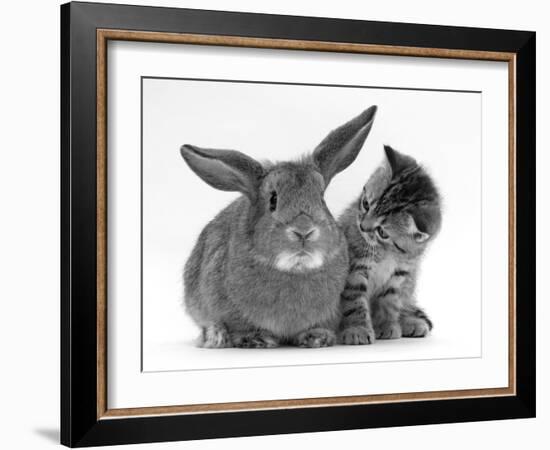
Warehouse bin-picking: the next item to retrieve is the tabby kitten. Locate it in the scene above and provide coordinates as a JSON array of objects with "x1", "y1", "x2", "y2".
[{"x1": 338, "y1": 145, "x2": 441, "y2": 344}]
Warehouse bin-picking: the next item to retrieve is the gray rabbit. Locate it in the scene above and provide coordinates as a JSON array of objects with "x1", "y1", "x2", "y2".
[{"x1": 180, "y1": 106, "x2": 377, "y2": 348}]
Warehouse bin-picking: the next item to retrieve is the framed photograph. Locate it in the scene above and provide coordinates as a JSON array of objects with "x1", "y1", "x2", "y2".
[{"x1": 61, "y1": 1, "x2": 535, "y2": 447}]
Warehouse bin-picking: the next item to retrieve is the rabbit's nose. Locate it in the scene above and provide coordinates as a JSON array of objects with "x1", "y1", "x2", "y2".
[{"x1": 287, "y1": 226, "x2": 320, "y2": 242}]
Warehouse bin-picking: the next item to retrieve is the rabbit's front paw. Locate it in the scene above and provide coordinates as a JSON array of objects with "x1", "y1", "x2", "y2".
[
  {"x1": 375, "y1": 321, "x2": 402, "y2": 339},
  {"x1": 232, "y1": 331, "x2": 279, "y2": 348},
  {"x1": 339, "y1": 325, "x2": 375, "y2": 345},
  {"x1": 295, "y1": 328, "x2": 336, "y2": 348},
  {"x1": 199, "y1": 324, "x2": 232, "y2": 348}
]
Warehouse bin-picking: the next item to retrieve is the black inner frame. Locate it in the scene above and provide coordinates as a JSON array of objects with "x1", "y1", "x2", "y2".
[{"x1": 61, "y1": 2, "x2": 536, "y2": 447}]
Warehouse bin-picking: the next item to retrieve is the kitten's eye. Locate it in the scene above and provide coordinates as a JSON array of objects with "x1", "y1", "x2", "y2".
[
  {"x1": 362, "y1": 198, "x2": 370, "y2": 212},
  {"x1": 376, "y1": 226, "x2": 389, "y2": 239},
  {"x1": 269, "y1": 191, "x2": 278, "y2": 212}
]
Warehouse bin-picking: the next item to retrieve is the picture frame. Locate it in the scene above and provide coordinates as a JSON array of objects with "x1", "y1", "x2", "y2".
[{"x1": 60, "y1": 1, "x2": 535, "y2": 447}]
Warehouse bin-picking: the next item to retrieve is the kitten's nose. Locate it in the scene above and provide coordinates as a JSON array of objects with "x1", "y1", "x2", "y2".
[
  {"x1": 360, "y1": 217, "x2": 376, "y2": 233},
  {"x1": 360, "y1": 224, "x2": 377, "y2": 239},
  {"x1": 360, "y1": 223, "x2": 375, "y2": 233}
]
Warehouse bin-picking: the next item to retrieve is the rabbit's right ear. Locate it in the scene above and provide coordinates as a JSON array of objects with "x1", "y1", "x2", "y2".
[
  {"x1": 313, "y1": 105, "x2": 377, "y2": 186},
  {"x1": 180, "y1": 145, "x2": 264, "y2": 200}
]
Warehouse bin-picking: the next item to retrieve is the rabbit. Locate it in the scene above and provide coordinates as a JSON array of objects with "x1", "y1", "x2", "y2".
[{"x1": 179, "y1": 105, "x2": 377, "y2": 348}]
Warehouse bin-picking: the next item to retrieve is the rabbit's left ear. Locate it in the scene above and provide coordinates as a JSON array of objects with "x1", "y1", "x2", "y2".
[
  {"x1": 313, "y1": 105, "x2": 377, "y2": 186},
  {"x1": 180, "y1": 144, "x2": 264, "y2": 200}
]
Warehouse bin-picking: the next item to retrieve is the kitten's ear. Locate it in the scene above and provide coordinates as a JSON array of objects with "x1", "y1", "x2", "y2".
[
  {"x1": 406, "y1": 215, "x2": 430, "y2": 243},
  {"x1": 384, "y1": 145, "x2": 416, "y2": 176},
  {"x1": 313, "y1": 105, "x2": 377, "y2": 186},
  {"x1": 406, "y1": 205, "x2": 442, "y2": 243},
  {"x1": 413, "y1": 229, "x2": 430, "y2": 243},
  {"x1": 180, "y1": 144, "x2": 264, "y2": 201}
]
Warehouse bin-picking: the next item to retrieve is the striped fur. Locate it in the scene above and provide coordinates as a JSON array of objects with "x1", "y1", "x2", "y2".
[
  {"x1": 338, "y1": 146, "x2": 441, "y2": 344},
  {"x1": 339, "y1": 270, "x2": 374, "y2": 344}
]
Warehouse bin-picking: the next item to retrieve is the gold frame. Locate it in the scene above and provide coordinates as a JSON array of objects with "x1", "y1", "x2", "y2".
[{"x1": 96, "y1": 29, "x2": 516, "y2": 420}]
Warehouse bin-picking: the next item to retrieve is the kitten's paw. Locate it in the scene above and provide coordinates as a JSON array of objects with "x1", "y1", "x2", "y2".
[
  {"x1": 199, "y1": 324, "x2": 232, "y2": 348},
  {"x1": 295, "y1": 328, "x2": 336, "y2": 348},
  {"x1": 339, "y1": 326, "x2": 375, "y2": 345},
  {"x1": 401, "y1": 318, "x2": 431, "y2": 337},
  {"x1": 232, "y1": 332, "x2": 279, "y2": 349},
  {"x1": 375, "y1": 322, "x2": 402, "y2": 339}
]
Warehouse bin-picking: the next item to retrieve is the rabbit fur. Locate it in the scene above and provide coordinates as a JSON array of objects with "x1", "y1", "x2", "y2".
[{"x1": 180, "y1": 106, "x2": 377, "y2": 348}]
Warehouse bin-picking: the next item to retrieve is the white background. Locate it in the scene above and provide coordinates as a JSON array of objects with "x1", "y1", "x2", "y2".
[
  {"x1": 0, "y1": 0, "x2": 546, "y2": 449},
  {"x1": 142, "y1": 72, "x2": 484, "y2": 372}
]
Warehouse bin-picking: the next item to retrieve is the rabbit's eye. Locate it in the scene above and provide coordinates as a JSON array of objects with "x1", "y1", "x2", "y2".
[
  {"x1": 269, "y1": 191, "x2": 278, "y2": 212},
  {"x1": 362, "y1": 198, "x2": 370, "y2": 212}
]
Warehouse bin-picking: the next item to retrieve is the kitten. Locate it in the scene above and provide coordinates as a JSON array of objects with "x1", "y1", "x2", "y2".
[{"x1": 338, "y1": 145, "x2": 441, "y2": 344}]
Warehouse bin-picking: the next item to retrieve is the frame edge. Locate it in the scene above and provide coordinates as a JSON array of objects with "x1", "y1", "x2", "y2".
[
  {"x1": 60, "y1": 2, "x2": 72, "y2": 446},
  {"x1": 61, "y1": 2, "x2": 536, "y2": 446}
]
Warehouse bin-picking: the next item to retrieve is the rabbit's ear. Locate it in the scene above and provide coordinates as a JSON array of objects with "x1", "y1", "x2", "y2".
[
  {"x1": 313, "y1": 105, "x2": 377, "y2": 185},
  {"x1": 180, "y1": 144, "x2": 264, "y2": 200}
]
